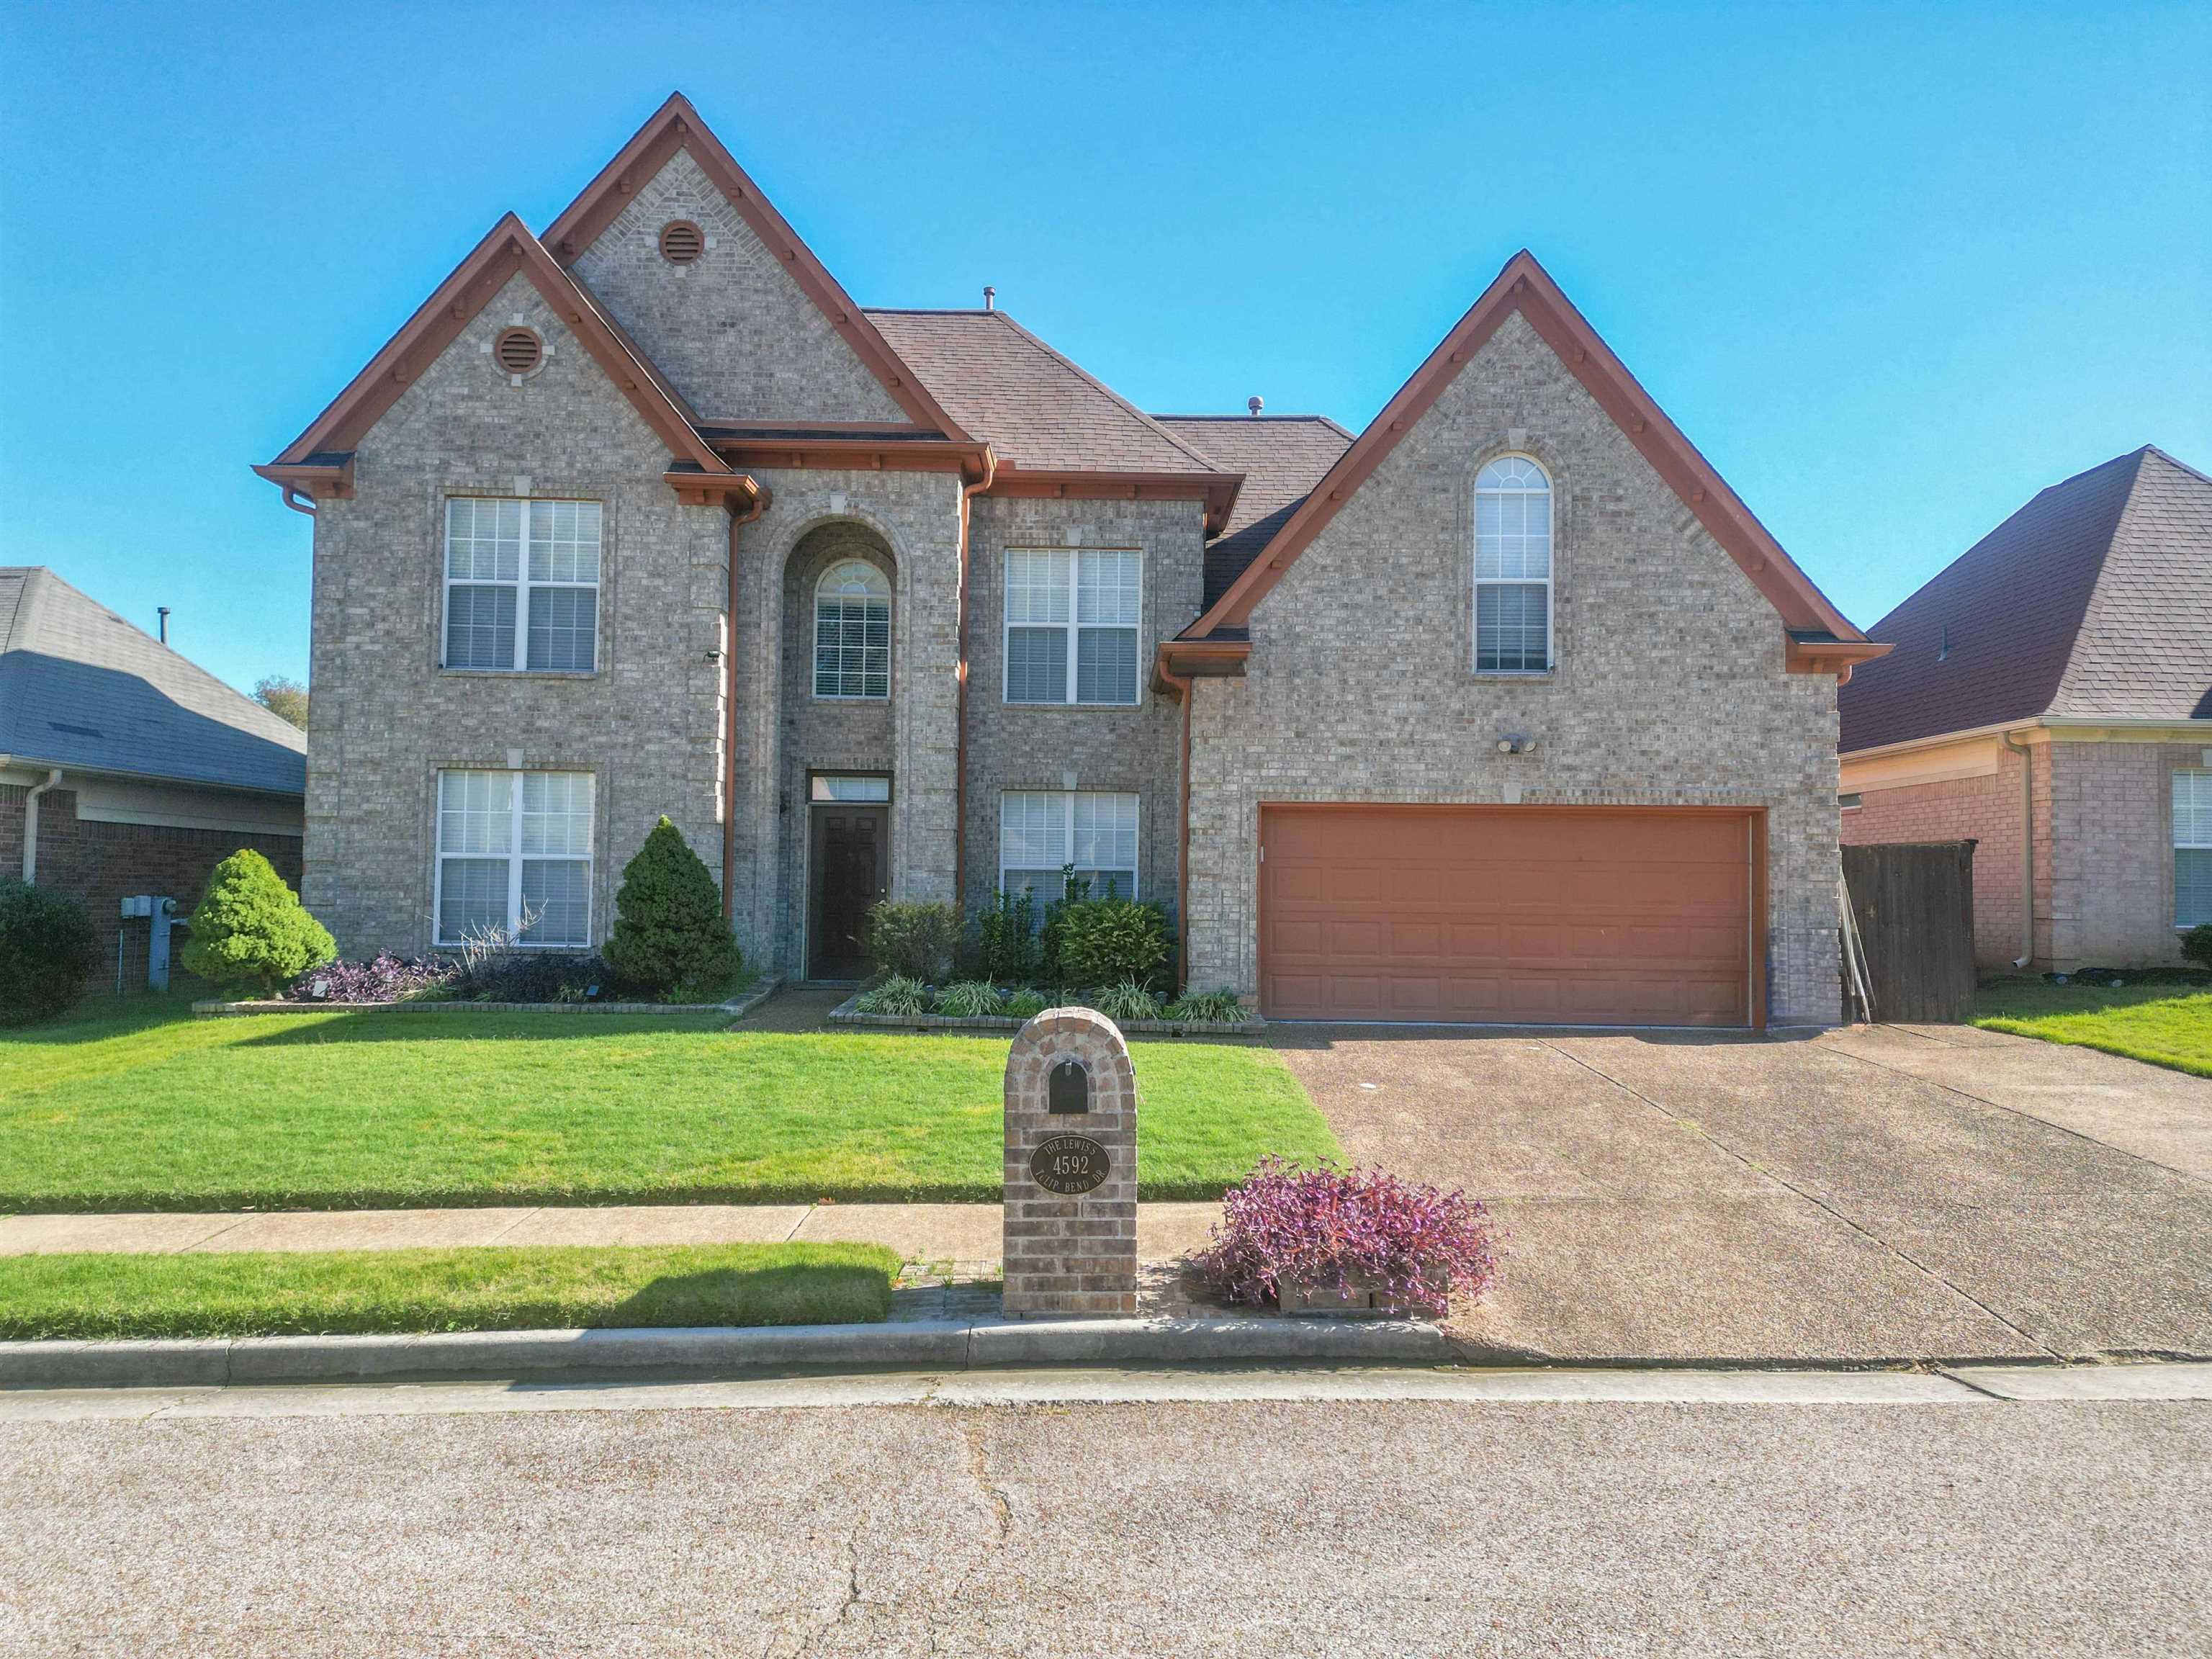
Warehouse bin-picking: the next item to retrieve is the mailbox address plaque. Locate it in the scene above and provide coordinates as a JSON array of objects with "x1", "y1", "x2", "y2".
[{"x1": 1029, "y1": 1133, "x2": 1109, "y2": 1195}]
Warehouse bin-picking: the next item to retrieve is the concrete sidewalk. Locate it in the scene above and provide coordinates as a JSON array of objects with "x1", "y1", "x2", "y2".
[{"x1": 0, "y1": 1200, "x2": 1223, "y2": 1267}]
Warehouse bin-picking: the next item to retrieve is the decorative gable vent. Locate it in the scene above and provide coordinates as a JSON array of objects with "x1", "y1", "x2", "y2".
[
  {"x1": 494, "y1": 327, "x2": 544, "y2": 377},
  {"x1": 659, "y1": 220, "x2": 705, "y2": 264}
]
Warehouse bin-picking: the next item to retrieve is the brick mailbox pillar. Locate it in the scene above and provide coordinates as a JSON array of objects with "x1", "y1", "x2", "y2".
[{"x1": 1002, "y1": 1007, "x2": 1138, "y2": 1318}]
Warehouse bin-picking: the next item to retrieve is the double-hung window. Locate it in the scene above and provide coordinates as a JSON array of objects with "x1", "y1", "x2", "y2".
[
  {"x1": 444, "y1": 498, "x2": 602, "y2": 673},
  {"x1": 435, "y1": 769, "x2": 595, "y2": 946},
  {"x1": 2176, "y1": 770, "x2": 2212, "y2": 927},
  {"x1": 1004, "y1": 548, "x2": 1141, "y2": 704},
  {"x1": 1474, "y1": 457, "x2": 1552, "y2": 673},
  {"x1": 1000, "y1": 791, "x2": 1139, "y2": 902}
]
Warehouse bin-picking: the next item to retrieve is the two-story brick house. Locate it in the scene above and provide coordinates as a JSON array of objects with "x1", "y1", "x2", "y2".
[{"x1": 258, "y1": 94, "x2": 1880, "y2": 1025}]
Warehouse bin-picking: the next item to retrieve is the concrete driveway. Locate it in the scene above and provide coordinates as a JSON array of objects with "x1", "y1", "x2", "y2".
[{"x1": 1271, "y1": 1021, "x2": 2212, "y2": 1364}]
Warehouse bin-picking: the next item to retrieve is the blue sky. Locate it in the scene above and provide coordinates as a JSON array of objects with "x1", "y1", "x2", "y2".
[{"x1": 3, "y1": 1, "x2": 2206, "y2": 696}]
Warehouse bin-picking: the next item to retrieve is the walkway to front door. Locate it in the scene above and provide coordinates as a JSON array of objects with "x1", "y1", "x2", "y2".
[{"x1": 809, "y1": 803, "x2": 888, "y2": 979}]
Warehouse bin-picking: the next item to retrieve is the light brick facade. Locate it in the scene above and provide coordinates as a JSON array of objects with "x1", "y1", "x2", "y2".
[{"x1": 1182, "y1": 312, "x2": 1843, "y2": 1025}]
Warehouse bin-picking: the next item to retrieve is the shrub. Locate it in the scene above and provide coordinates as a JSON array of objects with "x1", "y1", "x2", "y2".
[
  {"x1": 1055, "y1": 896, "x2": 1172, "y2": 991},
  {"x1": 966, "y1": 889, "x2": 1042, "y2": 985},
  {"x1": 866, "y1": 899, "x2": 958, "y2": 983},
  {"x1": 933, "y1": 979, "x2": 1005, "y2": 1018},
  {"x1": 0, "y1": 880, "x2": 99, "y2": 1025},
  {"x1": 457, "y1": 945, "x2": 614, "y2": 1004},
  {"x1": 853, "y1": 974, "x2": 930, "y2": 1016},
  {"x1": 1003, "y1": 987, "x2": 1048, "y2": 1019},
  {"x1": 603, "y1": 817, "x2": 741, "y2": 997},
  {"x1": 2183, "y1": 925, "x2": 2212, "y2": 970},
  {"x1": 179, "y1": 850, "x2": 336, "y2": 994},
  {"x1": 284, "y1": 952, "x2": 454, "y2": 1004},
  {"x1": 1198, "y1": 1159, "x2": 1499, "y2": 1313},
  {"x1": 1092, "y1": 980, "x2": 1163, "y2": 1022},
  {"x1": 1164, "y1": 988, "x2": 1246, "y2": 1023}
]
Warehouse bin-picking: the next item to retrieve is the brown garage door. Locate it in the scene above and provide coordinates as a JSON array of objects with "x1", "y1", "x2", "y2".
[{"x1": 1259, "y1": 805, "x2": 1758, "y2": 1027}]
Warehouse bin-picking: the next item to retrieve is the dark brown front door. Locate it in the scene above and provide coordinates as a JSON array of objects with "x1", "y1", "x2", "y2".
[{"x1": 809, "y1": 805, "x2": 889, "y2": 980}]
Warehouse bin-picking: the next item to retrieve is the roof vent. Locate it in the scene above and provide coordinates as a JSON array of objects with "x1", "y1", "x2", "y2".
[
  {"x1": 1247, "y1": 395, "x2": 1264, "y2": 416},
  {"x1": 494, "y1": 328, "x2": 544, "y2": 377},
  {"x1": 660, "y1": 220, "x2": 704, "y2": 264},
  {"x1": 983, "y1": 285, "x2": 996, "y2": 311}
]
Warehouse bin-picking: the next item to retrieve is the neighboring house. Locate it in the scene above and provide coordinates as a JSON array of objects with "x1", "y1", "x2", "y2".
[
  {"x1": 0, "y1": 568, "x2": 306, "y2": 984},
  {"x1": 256, "y1": 94, "x2": 1879, "y2": 1026},
  {"x1": 1839, "y1": 446, "x2": 2212, "y2": 974}
]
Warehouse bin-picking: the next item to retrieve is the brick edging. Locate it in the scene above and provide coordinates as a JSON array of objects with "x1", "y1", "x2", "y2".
[{"x1": 824, "y1": 992, "x2": 1264, "y2": 1037}]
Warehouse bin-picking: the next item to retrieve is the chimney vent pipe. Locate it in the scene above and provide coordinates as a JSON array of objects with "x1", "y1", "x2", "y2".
[
  {"x1": 1247, "y1": 395, "x2": 1264, "y2": 416},
  {"x1": 983, "y1": 286, "x2": 995, "y2": 311},
  {"x1": 157, "y1": 606, "x2": 170, "y2": 644}
]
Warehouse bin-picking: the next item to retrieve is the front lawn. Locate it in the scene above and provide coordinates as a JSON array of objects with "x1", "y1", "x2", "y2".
[
  {"x1": 1974, "y1": 977, "x2": 2212, "y2": 1079},
  {"x1": 0, "y1": 997, "x2": 1336, "y2": 1210},
  {"x1": 0, "y1": 1241, "x2": 901, "y2": 1340}
]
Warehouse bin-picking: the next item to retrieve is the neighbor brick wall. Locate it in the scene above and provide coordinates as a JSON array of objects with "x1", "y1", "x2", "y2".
[
  {"x1": 2045, "y1": 739, "x2": 2199, "y2": 971},
  {"x1": 1184, "y1": 308, "x2": 1844, "y2": 1024},
  {"x1": 1, "y1": 783, "x2": 302, "y2": 988}
]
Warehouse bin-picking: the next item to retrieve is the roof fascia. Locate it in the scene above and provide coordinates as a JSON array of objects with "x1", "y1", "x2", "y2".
[
  {"x1": 541, "y1": 94, "x2": 973, "y2": 443},
  {"x1": 268, "y1": 214, "x2": 733, "y2": 480},
  {"x1": 987, "y1": 467, "x2": 1244, "y2": 536},
  {"x1": 707, "y1": 433, "x2": 995, "y2": 485},
  {"x1": 1842, "y1": 714, "x2": 2212, "y2": 760},
  {"x1": 1187, "y1": 251, "x2": 1866, "y2": 654}
]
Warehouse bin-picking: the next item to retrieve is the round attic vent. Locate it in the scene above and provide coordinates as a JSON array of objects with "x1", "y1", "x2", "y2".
[
  {"x1": 494, "y1": 327, "x2": 544, "y2": 377},
  {"x1": 660, "y1": 220, "x2": 705, "y2": 264}
]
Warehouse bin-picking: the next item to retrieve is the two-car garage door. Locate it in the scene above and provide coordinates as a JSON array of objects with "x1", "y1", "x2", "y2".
[{"x1": 1258, "y1": 805, "x2": 1758, "y2": 1027}]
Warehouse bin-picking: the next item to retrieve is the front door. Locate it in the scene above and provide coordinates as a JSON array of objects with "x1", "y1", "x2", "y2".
[{"x1": 809, "y1": 804, "x2": 889, "y2": 980}]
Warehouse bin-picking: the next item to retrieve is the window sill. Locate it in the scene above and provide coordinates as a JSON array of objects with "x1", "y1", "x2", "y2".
[
  {"x1": 1000, "y1": 700, "x2": 1146, "y2": 711},
  {"x1": 439, "y1": 669, "x2": 601, "y2": 680},
  {"x1": 1467, "y1": 669, "x2": 1557, "y2": 683}
]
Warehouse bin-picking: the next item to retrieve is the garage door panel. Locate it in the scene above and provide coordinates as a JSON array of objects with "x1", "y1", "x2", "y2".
[{"x1": 1260, "y1": 806, "x2": 1753, "y2": 1026}]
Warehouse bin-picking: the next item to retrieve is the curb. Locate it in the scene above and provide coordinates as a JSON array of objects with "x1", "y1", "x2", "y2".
[
  {"x1": 0, "y1": 1314, "x2": 1450, "y2": 1389},
  {"x1": 191, "y1": 978, "x2": 781, "y2": 1020}
]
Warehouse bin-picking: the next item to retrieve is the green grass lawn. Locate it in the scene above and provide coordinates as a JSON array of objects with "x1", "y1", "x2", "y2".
[
  {"x1": 0, "y1": 1241, "x2": 902, "y2": 1339},
  {"x1": 1974, "y1": 977, "x2": 2212, "y2": 1079},
  {"x1": 0, "y1": 996, "x2": 1337, "y2": 1210}
]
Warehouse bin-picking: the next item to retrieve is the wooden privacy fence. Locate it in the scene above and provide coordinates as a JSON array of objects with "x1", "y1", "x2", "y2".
[{"x1": 1840, "y1": 841, "x2": 1978, "y2": 1024}]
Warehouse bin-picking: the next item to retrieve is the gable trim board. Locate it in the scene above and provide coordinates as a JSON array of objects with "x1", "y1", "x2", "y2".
[
  {"x1": 543, "y1": 94, "x2": 971, "y2": 444},
  {"x1": 1178, "y1": 250, "x2": 1883, "y2": 680},
  {"x1": 258, "y1": 213, "x2": 755, "y2": 507}
]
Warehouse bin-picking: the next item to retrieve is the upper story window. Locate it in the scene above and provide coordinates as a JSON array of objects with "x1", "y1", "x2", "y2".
[
  {"x1": 2176, "y1": 770, "x2": 2212, "y2": 927},
  {"x1": 1004, "y1": 548, "x2": 1141, "y2": 706},
  {"x1": 444, "y1": 498, "x2": 602, "y2": 673},
  {"x1": 814, "y1": 560, "x2": 891, "y2": 700},
  {"x1": 436, "y1": 768, "x2": 594, "y2": 947},
  {"x1": 1474, "y1": 457, "x2": 1552, "y2": 673}
]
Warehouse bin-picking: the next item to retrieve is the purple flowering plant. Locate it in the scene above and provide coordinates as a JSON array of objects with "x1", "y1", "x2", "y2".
[
  {"x1": 283, "y1": 952, "x2": 454, "y2": 1003},
  {"x1": 1197, "y1": 1157, "x2": 1499, "y2": 1313}
]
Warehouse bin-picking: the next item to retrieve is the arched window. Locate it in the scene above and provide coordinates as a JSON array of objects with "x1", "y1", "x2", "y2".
[
  {"x1": 814, "y1": 560, "x2": 891, "y2": 699},
  {"x1": 1474, "y1": 456, "x2": 1552, "y2": 673}
]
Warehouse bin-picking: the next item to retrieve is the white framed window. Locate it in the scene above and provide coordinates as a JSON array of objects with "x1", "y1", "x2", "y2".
[
  {"x1": 809, "y1": 774, "x2": 891, "y2": 803},
  {"x1": 2176, "y1": 770, "x2": 2212, "y2": 927},
  {"x1": 444, "y1": 498, "x2": 603, "y2": 673},
  {"x1": 435, "y1": 769, "x2": 595, "y2": 946},
  {"x1": 1004, "y1": 547, "x2": 1141, "y2": 705},
  {"x1": 813, "y1": 560, "x2": 891, "y2": 699},
  {"x1": 999, "y1": 791, "x2": 1138, "y2": 902},
  {"x1": 1474, "y1": 457, "x2": 1552, "y2": 673}
]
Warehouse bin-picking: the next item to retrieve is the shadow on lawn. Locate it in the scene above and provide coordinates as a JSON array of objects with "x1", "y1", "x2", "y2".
[
  {"x1": 599, "y1": 1263, "x2": 896, "y2": 1328},
  {"x1": 228, "y1": 1009, "x2": 740, "y2": 1048}
]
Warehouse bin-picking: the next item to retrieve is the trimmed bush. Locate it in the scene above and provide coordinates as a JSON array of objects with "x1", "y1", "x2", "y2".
[
  {"x1": 1056, "y1": 896, "x2": 1172, "y2": 991},
  {"x1": 933, "y1": 980, "x2": 1005, "y2": 1018},
  {"x1": 603, "y1": 817, "x2": 741, "y2": 997},
  {"x1": 2182, "y1": 925, "x2": 2212, "y2": 971},
  {"x1": 966, "y1": 889, "x2": 1043, "y2": 985},
  {"x1": 853, "y1": 974, "x2": 930, "y2": 1016},
  {"x1": 1003, "y1": 987, "x2": 1048, "y2": 1019},
  {"x1": 179, "y1": 850, "x2": 336, "y2": 994},
  {"x1": 1198, "y1": 1159, "x2": 1499, "y2": 1313},
  {"x1": 1092, "y1": 980, "x2": 1164, "y2": 1023},
  {"x1": 0, "y1": 880, "x2": 99, "y2": 1025},
  {"x1": 866, "y1": 899, "x2": 958, "y2": 983},
  {"x1": 1164, "y1": 988, "x2": 1246, "y2": 1023}
]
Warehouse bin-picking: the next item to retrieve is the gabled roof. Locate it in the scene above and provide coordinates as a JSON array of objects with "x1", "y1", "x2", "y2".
[
  {"x1": 1182, "y1": 250, "x2": 1878, "y2": 674},
  {"x1": 1838, "y1": 446, "x2": 2212, "y2": 753},
  {"x1": 0, "y1": 568, "x2": 305, "y2": 796},
  {"x1": 543, "y1": 94, "x2": 971, "y2": 443},
  {"x1": 1153, "y1": 415, "x2": 1355, "y2": 610},
  {"x1": 261, "y1": 214, "x2": 738, "y2": 484},
  {"x1": 868, "y1": 310, "x2": 1230, "y2": 476}
]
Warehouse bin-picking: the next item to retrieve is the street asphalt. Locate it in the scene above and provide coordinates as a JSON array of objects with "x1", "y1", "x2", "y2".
[{"x1": 2, "y1": 1389, "x2": 2204, "y2": 1656}]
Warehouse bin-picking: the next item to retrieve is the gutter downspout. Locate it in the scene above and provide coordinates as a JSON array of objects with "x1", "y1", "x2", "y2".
[
  {"x1": 2002, "y1": 730, "x2": 2035, "y2": 968},
  {"x1": 952, "y1": 453, "x2": 997, "y2": 912},
  {"x1": 280, "y1": 487, "x2": 317, "y2": 517},
  {"x1": 22, "y1": 768, "x2": 62, "y2": 883},
  {"x1": 723, "y1": 489, "x2": 769, "y2": 922}
]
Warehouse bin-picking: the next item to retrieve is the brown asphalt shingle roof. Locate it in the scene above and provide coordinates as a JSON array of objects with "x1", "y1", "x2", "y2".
[
  {"x1": 1151, "y1": 415, "x2": 1356, "y2": 611},
  {"x1": 1838, "y1": 446, "x2": 2212, "y2": 753},
  {"x1": 864, "y1": 310, "x2": 1226, "y2": 476}
]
